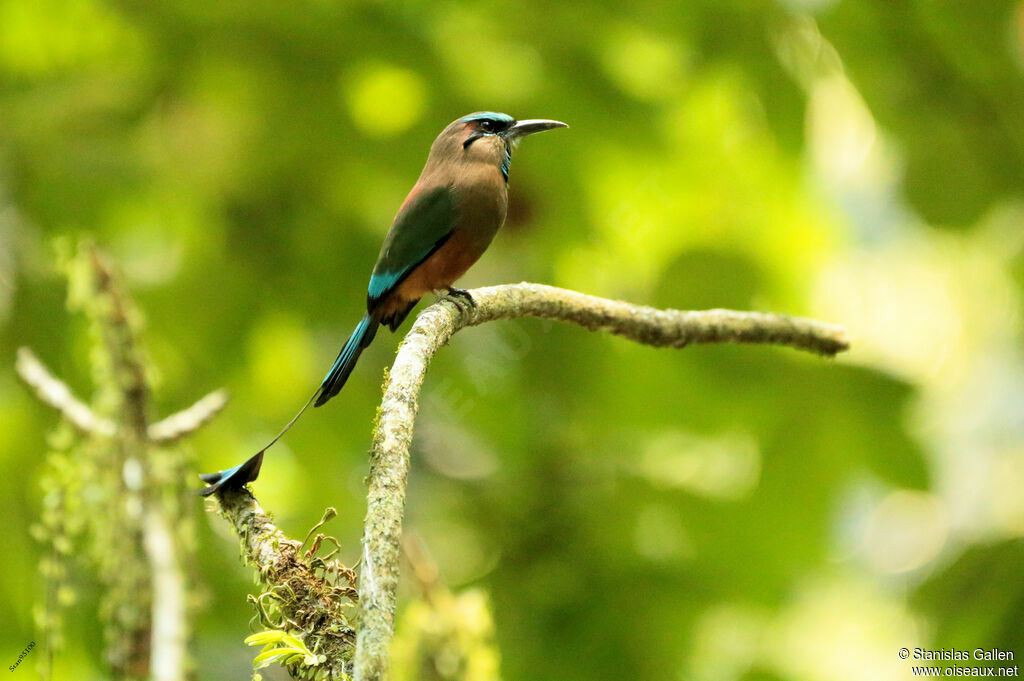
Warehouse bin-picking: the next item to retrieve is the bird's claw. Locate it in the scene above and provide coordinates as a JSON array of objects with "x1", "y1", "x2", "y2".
[{"x1": 437, "y1": 287, "x2": 476, "y2": 312}]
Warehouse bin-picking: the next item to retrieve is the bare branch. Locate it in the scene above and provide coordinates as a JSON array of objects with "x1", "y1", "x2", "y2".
[
  {"x1": 15, "y1": 346, "x2": 116, "y2": 437},
  {"x1": 17, "y1": 345, "x2": 228, "y2": 447},
  {"x1": 149, "y1": 390, "x2": 229, "y2": 444},
  {"x1": 354, "y1": 283, "x2": 849, "y2": 681}
]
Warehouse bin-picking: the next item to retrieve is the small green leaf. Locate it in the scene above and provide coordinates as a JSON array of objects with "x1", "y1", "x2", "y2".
[
  {"x1": 245, "y1": 630, "x2": 287, "y2": 647},
  {"x1": 253, "y1": 647, "x2": 304, "y2": 669},
  {"x1": 281, "y1": 634, "x2": 307, "y2": 649}
]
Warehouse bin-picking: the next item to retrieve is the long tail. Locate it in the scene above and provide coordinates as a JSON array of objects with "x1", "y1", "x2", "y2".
[
  {"x1": 197, "y1": 314, "x2": 379, "y2": 496},
  {"x1": 315, "y1": 313, "x2": 378, "y2": 407}
]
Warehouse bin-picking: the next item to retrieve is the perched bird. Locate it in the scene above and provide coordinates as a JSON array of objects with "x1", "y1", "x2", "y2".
[{"x1": 199, "y1": 112, "x2": 568, "y2": 495}]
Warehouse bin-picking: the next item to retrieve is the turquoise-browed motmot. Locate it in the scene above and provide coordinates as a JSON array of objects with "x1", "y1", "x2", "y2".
[{"x1": 199, "y1": 112, "x2": 567, "y2": 495}]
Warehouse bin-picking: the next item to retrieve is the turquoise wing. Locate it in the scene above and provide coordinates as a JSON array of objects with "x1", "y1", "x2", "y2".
[{"x1": 367, "y1": 184, "x2": 456, "y2": 305}]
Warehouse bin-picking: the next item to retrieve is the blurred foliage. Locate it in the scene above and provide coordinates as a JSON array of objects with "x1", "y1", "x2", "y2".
[
  {"x1": 1, "y1": 0, "x2": 1023, "y2": 679},
  {"x1": 391, "y1": 537, "x2": 502, "y2": 681},
  {"x1": 818, "y1": 0, "x2": 1024, "y2": 226},
  {"x1": 391, "y1": 589, "x2": 500, "y2": 681}
]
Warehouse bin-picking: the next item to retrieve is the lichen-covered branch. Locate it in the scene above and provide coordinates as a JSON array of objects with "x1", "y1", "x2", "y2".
[
  {"x1": 459, "y1": 283, "x2": 848, "y2": 355},
  {"x1": 354, "y1": 282, "x2": 849, "y2": 681}
]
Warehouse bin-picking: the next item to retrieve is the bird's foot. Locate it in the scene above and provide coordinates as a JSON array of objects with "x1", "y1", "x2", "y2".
[{"x1": 436, "y1": 287, "x2": 476, "y2": 312}]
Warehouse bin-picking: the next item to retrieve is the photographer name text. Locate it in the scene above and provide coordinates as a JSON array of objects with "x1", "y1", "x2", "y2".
[{"x1": 914, "y1": 649, "x2": 1015, "y2": 662}]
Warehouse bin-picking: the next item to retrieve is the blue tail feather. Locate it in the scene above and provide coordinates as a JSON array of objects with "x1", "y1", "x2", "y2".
[{"x1": 315, "y1": 314, "x2": 377, "y2": 407}]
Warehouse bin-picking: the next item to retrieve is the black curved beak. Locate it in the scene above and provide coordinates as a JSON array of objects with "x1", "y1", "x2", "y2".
[{"x1": 507, "y1": 118, "x2": 569, "y2": 139}]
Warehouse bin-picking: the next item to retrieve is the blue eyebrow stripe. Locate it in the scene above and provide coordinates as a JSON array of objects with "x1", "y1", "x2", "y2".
[{"x1": 459, "y1": 112, "x2": 515, "y2": 124}]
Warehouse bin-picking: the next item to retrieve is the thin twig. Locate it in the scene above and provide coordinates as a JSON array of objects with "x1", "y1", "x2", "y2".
[{"x1": 353, "y1": 282, "x2": 849, "y2": 681}]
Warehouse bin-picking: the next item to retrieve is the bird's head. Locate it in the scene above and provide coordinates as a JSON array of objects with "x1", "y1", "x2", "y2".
[{"x1": 429, "y1": 112, "x2": 568, "y2": 181}]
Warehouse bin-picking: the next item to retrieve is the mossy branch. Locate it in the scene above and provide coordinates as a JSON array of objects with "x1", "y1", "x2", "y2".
[
  {"x1": 353, "y1": 282, "x2": 849, "y2": 681},
  {"x1": 208, "y1": 487, "x2": 358, "y2": 679},
  {"x1": 18, "y1": 244, "x2": 226, "y2": 681}
]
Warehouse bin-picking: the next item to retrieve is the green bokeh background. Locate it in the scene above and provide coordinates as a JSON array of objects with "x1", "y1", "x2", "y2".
[{"x1": 1, "y1": 0, "x2": 1023, "y2": 679}]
